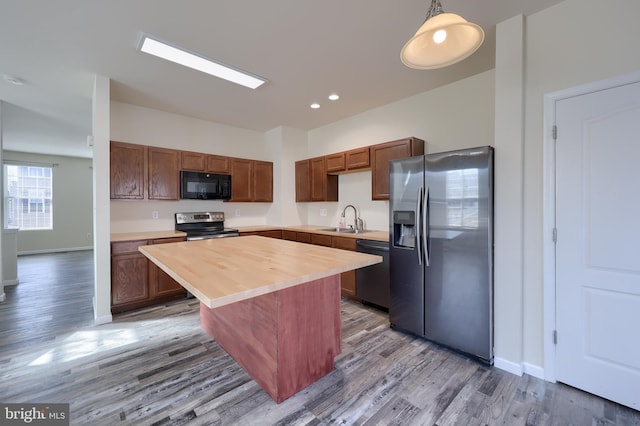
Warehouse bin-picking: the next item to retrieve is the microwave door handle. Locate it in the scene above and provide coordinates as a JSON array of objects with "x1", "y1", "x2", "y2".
[{"x1": 416, "y1": 187, "x2": 423, "y2": 265}]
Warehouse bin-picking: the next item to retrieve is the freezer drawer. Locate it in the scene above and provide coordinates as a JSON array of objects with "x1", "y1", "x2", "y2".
[{"x1": 356, "y1": 239, "x2": 390, "y2": 310}]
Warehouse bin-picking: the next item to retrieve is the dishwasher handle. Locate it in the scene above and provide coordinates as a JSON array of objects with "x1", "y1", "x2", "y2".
[{"x1": 356, "y1": 240, "x2": 390, "y2": 252}]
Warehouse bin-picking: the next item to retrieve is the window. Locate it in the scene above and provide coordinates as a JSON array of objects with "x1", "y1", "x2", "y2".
[{"x1": 4, "y1": 164, "x2": 53, "y2": 230}]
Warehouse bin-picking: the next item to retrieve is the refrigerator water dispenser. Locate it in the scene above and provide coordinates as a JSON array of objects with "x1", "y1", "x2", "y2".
[{"x1": 393, "y1": 210, "x2": 416, "y2": 249}]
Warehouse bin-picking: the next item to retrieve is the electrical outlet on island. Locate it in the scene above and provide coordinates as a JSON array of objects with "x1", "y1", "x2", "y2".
[
  {"x1": 235, "y1": 209, "x2": 241, "y2": 217},
  {"x1": 152, "y1": 211, "x2": 159, "y2": 219},
  {"x1": 320, "y1": 209, "x2": 327, "y2": 217}
]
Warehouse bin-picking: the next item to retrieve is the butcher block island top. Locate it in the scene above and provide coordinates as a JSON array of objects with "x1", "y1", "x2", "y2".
[
  {"x1": 138, "y1": 235, "x2": 382, "y2": 308},
  {"x1": 139, "y1": 235, "x2": 382, "y2": 403}
]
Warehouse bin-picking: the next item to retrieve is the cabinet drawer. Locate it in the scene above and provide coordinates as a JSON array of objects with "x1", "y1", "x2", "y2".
[
  {"x1": 152, "y1": 237, "x2": 186, "y2": 245},
  {"x1": 111, "y1": 240, "x2": 148, "y2": 255},
  {"x1": 331, "y1": 236, "x2": 356, "y2": 251},
  {"x1": 282, "y1": 230, "x2": 297, "y2": 241},
  {"x1": 311, "y1": 234, "x2": 332, "y2": 247},
  {"x1": 296, "y1": 232, "x2": 312, "y2": 244}
]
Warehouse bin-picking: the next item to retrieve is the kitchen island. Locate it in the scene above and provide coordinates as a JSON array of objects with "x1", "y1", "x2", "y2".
[{"x1": 139, "y1": 235, "x2": 382, "y2": 403}]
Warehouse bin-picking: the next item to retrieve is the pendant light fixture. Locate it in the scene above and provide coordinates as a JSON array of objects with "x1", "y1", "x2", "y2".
[{"x1": 401, "y1": 0, "x2": 484, "y2": 70}]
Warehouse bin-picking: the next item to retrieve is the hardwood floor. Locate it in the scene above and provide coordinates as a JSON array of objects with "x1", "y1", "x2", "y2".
[{"x1": 1, "y1": 251, "x2": 638, "y2": 425}]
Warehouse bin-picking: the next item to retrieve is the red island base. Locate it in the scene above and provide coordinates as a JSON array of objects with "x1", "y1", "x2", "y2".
[{"x1": 199, "y1": 274, "x2": 342, "y2": 403}]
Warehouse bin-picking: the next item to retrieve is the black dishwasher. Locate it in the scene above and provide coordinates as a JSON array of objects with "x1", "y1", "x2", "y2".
[{"x1": 356, "y1": 239, "x2": 390, "y2": 310}]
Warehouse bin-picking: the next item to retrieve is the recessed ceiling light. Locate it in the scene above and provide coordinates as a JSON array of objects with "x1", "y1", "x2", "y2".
[
  {"x1": 138, "y1": 34, "x2": 267, "y2": 90},
  {"x1": 3, "y1": 74, "x2": 26, "y2": 86},
  {"x1": 310, "y1": 103, "x2": 320, "y2": 109},
  {"x1": 328, "y1": 93, "x2": 340, "y2": 101}
]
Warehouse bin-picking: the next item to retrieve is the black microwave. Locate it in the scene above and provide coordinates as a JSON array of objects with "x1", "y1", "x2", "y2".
[{"x1": 180, "y1": 171, "x2": 232, "y2": 200}]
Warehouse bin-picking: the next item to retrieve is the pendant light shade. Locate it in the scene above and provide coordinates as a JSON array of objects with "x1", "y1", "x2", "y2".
[{"x1": 401, "y1": 0, "x2": 484, "y2": 70}]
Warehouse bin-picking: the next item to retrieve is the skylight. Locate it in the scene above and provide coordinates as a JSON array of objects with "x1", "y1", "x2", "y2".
[{"x1": 138, "y1": 34, "x2": 267, "y2": 89}]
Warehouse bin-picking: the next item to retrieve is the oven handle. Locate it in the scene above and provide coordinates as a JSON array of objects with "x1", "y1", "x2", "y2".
[{"x1": 187, "y1": 233, "x2": 239, "y2": 241}]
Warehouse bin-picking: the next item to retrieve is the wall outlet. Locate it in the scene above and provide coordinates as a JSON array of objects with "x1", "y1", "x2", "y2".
[
  {"x1": 235, "y1": 209, "x2": 241, "y2": 217},
  {"x1": 152, "y1": 211, "x2": 159, "y2": 219},
  {"x1": 320, "y1": 209, "x2": 327, "y2": 217}
]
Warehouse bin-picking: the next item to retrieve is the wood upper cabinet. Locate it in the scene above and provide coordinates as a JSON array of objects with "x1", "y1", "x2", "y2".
[
  {"x1": 346, "y1": 147, "x2": 370, "y2": 170},
  {"x1": 310, "y1": 157, "x2": 338, "y2": 202},
  {"x1": 110, "y1": 141, "x2": 146, "y2": 199},
  {"x1": 253, "y1": 161, "x2": 273, "y2": 202},
  {"x1": 228, "y1": 159, "x2": 273, "y2": 202},
  {"x1": 295, "y1": 160, "x2": 311, "y2": 202},
  {"x1": 371, "y1": 137, "x2": 424, "y2": 200},
  {"x1": 207, "y1": 155, "x2": 230, "y2": 174},
  {"x1": 148, "y1": 147, "x2": 180, "y2": 200},
  {"x1": 326, "y1": 153, "x2": 346, "y2": 173},
  {"x1": 180, "y1": 151, "x2": 206, "y2": 171},
  {"x1": 230, "y1": 158, "x2": 253, "y2": 202}
]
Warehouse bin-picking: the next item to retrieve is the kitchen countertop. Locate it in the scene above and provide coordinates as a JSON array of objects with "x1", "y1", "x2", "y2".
[
  {"x1": 237, "y1": 225, "x2": 389, "y2": 242},
  {"x1": 110, "y1": 230, "x2": 187, "y2": 242},
  {"x1": 139, "y1": 235, "x2": 381, "y2": 309},
  {"x1": 111, "y1": 226, "x2": 388, "y2": 242}
]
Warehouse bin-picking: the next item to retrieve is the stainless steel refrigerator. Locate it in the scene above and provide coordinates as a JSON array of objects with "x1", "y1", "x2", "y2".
[{"x1": 389, "y1": 146, "x2": 493, "y2": 364}]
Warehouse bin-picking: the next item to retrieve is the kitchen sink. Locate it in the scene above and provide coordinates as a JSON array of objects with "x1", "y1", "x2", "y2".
[{"x1": 320, "y1": 227, "x2": 372, "y2": 234}]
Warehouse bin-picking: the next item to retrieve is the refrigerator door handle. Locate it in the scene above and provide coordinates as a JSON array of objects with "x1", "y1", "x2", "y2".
[
  {"x1": 416, "y1": 187, "x2": 423, "y2": 265},
  {"x1": 423, "y1": 186, "x2": 430, "y2": 266}
]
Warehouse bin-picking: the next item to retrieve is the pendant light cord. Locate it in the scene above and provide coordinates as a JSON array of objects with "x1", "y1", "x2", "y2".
[{"x1": 426, "y1": 0, "x2": 444, "y2": 20}]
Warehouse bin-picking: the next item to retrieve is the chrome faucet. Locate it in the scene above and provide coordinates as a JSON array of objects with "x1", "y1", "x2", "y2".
[{"x1": 341, "y1": 204, "x2": 363, "y2": 231}]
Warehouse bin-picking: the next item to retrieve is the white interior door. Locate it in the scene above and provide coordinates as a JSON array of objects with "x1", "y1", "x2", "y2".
[{"x1": 555, "y1": 81, "x2": 640, "y2": 410}]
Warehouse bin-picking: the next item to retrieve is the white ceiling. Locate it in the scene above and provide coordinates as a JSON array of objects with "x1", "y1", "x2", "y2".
[{"x1": 0, "y1": 0, "x2": 564, "y2": 158}]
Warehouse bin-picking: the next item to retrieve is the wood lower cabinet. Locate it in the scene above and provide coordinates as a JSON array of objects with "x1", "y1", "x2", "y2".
[
  {"x1": 283, "y1": 229, "x2": 361, "y2": 298},
  {"x1": 111, "y1": 240, "x2": 149, "y2": 308},
  {"x1": 149, "y1": 237, "x2": 187, "y2": 298},
  {"x1": 282, "y1": 230, "x2": 297, "y2": 241},
  {"x1": 331, "y1": 236, "x2": 358, "y2": 299},
  {"x1": 371, "y1": 137, "x2": 424, "y2": 200},
  {"x1": 240, "y1": 230, "x2": 282, "y2": 239},
  {"x1": 148, "y1": 147, "x2": 180, "y2": 200},
  {"x1": 110, "y1": 141, "x2": 146, "y2": 199},
  {"x1": 111, "y1": 236, "x2": 186, "y2": 313}
]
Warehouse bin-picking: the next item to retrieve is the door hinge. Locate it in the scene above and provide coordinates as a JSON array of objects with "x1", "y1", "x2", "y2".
[
  {"x1": 553, "y1": 330, "x2": 558, "y2": 344},
  {"x1": 552, "y1": 125, "x2": 558, "y2": 140},
  {"x1": 552, "y1": 227, "x2": 558, "y2": 243}
]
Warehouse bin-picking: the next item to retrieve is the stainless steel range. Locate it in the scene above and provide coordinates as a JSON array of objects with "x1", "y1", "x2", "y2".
[{"x1": 175, "y1": 212, "x2": 239, "y2": 240}]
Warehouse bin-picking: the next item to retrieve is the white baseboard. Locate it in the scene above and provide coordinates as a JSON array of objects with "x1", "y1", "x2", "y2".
[
  {"x1": 94, "y1": 314, "x2": 112, "y2": 325},
  {"x1": 494, "y1": 357, "x2": 546, "y2": 380},
  {"x1": 18, "y1": 246, "x2": 93, "y2": 256},
  {"x1": 523, "y1": 362, "x2": 545, "y2": 380},
  {"x1": 494, "y1": 357, "x2": 524, "y2": 376},
  {"x1": 3, "y1": 279, "x2": 19, "y2": 286}
]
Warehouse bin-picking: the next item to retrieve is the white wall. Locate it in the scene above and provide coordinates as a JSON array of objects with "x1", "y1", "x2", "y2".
[
  {"x1": 110, "y1": 102, "x2": 278, "y2": 231},
  {"x1": 0, "y1": 101, "x2": 4, "y2": 302},
  {"x1": 518, "y1": 0, "x2": 640, "y2": 369},
  {"x1": 2, "y1": 151, "x2": 93, "y2": 254},
  {"x1": 305, "y1": 70, "x2": 496, "y2": 231}
]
